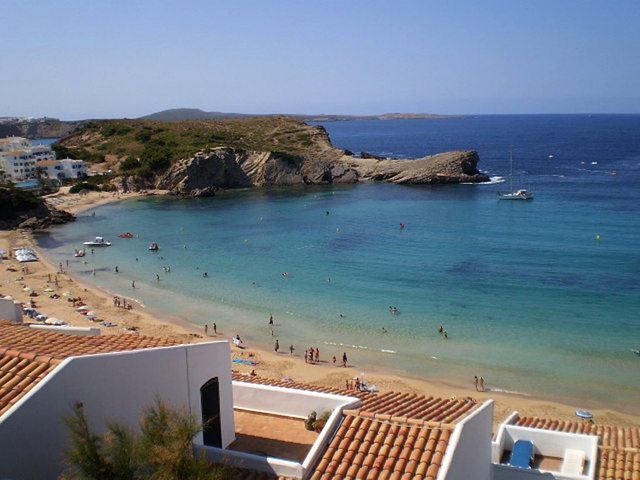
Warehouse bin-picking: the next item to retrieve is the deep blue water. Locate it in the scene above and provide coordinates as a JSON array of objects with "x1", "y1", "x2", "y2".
[{"x1": 37, "y1": 115, "x2": 640, "y2": 413}]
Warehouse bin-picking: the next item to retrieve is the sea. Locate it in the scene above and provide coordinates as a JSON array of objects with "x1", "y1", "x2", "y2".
[{"x1": 35, "y1": 114, "x2": 640, "y2": 415}]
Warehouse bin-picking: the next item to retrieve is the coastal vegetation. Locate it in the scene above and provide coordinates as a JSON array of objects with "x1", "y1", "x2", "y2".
[
  {"x1": 62, "y1": 399, "x2": 235, "y2": 480},
  {"x1": 0, "y1": 185, "x2": 74, "y2": 229},
  {"x1": 58, "y1": 115, "x2": 338, "y2": 178}
]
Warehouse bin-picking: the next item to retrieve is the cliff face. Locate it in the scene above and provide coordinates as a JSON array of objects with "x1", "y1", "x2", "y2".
[
  {"x1": 156, "y1": 147, "x2": 488, "y2": 196},
  {"x1": 156, "y1": 147, "x2": 359, "y2": 196},
  {"x1": 344, "y1": 150, "x2": 489, "y2": 184},
  {"x1": 0, "y1": 189, "x2": 75, "y2": 230}
]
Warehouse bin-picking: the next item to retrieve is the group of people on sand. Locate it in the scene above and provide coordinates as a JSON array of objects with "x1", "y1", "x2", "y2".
[
  {"x1": 112, "y1": 295, "x2": 132, "y2": 310},
  {"x1": 304, "y1": 347, "x2": 320, "y2": 363},
  {"x1": 474, "y1": 375, "x2": 486, "y2": 391}
]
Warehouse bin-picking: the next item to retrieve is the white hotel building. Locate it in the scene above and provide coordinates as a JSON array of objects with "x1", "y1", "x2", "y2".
[{"x1": 0, "y1": 136, "x2": 86, "y2": 182}]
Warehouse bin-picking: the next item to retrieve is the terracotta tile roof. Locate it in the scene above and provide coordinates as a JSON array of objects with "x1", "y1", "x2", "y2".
[
  {"x1": 354, "y1": 392, "x2": 478, "y2": 424},
  {"x1": 233, "y1": 374, "x2": 480, "y2": 479},
  {"x1": 0, "y1": 320, "x2": 181, "y2": 417},
  {"x1": 511, "y1": 415, "x2": 640, "y2": 480},
  {"x1": 0, "y1": 320, "x2": 180, "y2": 358},
  {"x1": 310, "y1": 412, "x2": 453, "y2": 480}
]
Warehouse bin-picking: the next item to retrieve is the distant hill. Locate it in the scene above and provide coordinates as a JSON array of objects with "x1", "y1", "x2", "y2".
[
  {"x1": 140, "y1": 108, "x2": 251, "y2": 121},
  {"x1": 140, "y1": 108, "x2": 463, "y2": 122}
]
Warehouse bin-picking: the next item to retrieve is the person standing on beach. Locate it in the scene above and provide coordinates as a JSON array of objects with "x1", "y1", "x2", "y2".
[
  {"x1": 274, "y1": 339, "x2": 279, "y2": 353},
  {"x1": 132, "y1": 280, "x2": 135, "y2": 289},
  {"x1": 480, "y1": 377, "x2": 485, "y2": 391},
  {"x1": 342, "y1": 352, "x2": 348, "y2": 367},
  {"x1": 289, "y1": 344, "x2": 294, "y2": 354},
  {"x1": 205, "y1": 325, "x2": 208, "y2": 336},
  {"x1": 269, "y1": 314, "x2": 274, "y2": 326},
  {"x1": 474, "y1": 376, "x2": 479, "y2": 391},
  {"x1": 213, "y1": 323, "x2": 217, "y2": 335}
]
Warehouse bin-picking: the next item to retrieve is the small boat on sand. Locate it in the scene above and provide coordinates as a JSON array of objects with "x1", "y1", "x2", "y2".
[
  {"x1": 83, "y1": 237, "x2": 111, "y2": 247},
  {"x1": 148, "y1": 243, "x2": 159, "y2": 251}
]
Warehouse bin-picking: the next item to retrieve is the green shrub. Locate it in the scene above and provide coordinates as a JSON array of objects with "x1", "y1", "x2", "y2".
[
  {"x1": 69, "y1": 182, "x2": 101, "y2": 194},
  {"x1": 119, "y1": 157, "x2": 141, "y2": 171},
  {"x1": 62, "y1": 399, "x2": 236, "y2": 480}
]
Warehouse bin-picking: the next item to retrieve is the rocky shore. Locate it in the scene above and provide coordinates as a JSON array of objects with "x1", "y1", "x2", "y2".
[{"x1": 156, "y1": 146, "x2": 488, "y2": 196}]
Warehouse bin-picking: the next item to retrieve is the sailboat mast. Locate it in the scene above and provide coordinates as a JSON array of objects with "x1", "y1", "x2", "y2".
[{"x1": 509, "y1": 147, "x2": 514, "y2": 193}]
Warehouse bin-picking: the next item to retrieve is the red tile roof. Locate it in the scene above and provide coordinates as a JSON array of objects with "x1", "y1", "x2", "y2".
[
  {"x1": 511, "y1": 415, "x2": 640, "y2": 480},
  {"x1": 233, "y1": 374, "x2": 480, "y2": 479},
  {"x1": 0, "y1": 320, "x2": 181, "y2": 417}
]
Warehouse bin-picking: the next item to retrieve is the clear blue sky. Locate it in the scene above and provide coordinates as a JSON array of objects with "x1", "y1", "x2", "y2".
[{"x1": 3, "y1": 1, "x2": 639, "y2": 119}]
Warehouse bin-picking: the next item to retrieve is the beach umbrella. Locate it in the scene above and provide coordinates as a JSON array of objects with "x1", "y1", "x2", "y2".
[
  {"x1": 44, "y1": 288, "x2": 54, "y2": 292},
  {"x1": 76, "y1": 305, "x2": 89, "y2": 311},
  {"x1": 62, "y1": 292, "x2": 73, "y2": 297},
  {"x1": 23, "y1": 287, "x2": 33, "y2": 292},
  {"x1": 86, "y1": 311, "x2": 96, "y2": 316},
  {"x1": 45, "y1": 317, "x2": 65, "y2": 325}
]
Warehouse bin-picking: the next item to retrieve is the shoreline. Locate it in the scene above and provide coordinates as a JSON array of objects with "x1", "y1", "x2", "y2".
[{"x1": 1, "y1": 189, "x2": 638, "y2": 429}]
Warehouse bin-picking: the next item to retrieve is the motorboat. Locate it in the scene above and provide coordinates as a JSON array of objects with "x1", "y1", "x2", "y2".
[
  {"x1": 83, "y1": 237, "x2": 111, "y2": 247},
  {"x1": 148, "y1": 243, "x2": 159, "y2": 251},
  {"x1": 74, "y1": 249, "x2": 86, "y2": 257},
  {"x1": 118, "y1": 232, "x2": 134, "y2": 238},
  {"x1": 14, "y1": 247, "x2": 39, "y2": 262}
]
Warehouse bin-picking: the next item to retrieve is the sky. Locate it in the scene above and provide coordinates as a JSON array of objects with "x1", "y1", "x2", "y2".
[{"x1": 2, "y1": 1, "x2": 639, "y2": 119}]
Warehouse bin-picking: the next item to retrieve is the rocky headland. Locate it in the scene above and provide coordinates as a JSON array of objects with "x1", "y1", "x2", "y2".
[
  {"x1": 156, "y1": 147, "x2": 487, "y2": 196},
  {"x1": 54, "y1": 115, "x2": 488, "y2": 197}
]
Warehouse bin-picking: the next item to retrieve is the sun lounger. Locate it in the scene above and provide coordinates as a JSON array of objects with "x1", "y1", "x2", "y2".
[
  {"x1": 561, "y1": 449, "x2": 585, "y2": 475},
  {"x1": 510, "y1": 440, "x2": 533, "y2": 468}
]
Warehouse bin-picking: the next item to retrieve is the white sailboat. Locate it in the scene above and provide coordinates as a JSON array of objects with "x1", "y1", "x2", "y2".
[{"x1": 498, "y1": 149, "x2": 533, "y2": 200}]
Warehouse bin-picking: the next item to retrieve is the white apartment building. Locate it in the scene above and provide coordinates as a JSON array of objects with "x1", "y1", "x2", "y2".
[
  {"x1": 0, "y1": 136, "x2": 85, "y2": 182},
  {"x1": 36, "y1": 158, "x2": 87, "y2": 180}
]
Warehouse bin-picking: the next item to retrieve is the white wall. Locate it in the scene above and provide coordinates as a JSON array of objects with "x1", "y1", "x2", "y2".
[
  {"x1": 233, "y1": 381, "x2": 359, "y2": 418},
  {"x1": 0, "y1": 297, "x2": 23, "y2": 322},
  {"x1": 0, "y1": 341, "x2": 233, "y2": 480},
  {"x1": 491, "y1": 424, "x2": 598, "y2": 480},
  {"x1": 438, "y1": 400, "x2": 494, "y2": 480}
]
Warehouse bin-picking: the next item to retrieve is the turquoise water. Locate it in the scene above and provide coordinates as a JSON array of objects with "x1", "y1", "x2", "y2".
[{"x1": 36, "y1": 115, "x2": 640, "y2": 413}]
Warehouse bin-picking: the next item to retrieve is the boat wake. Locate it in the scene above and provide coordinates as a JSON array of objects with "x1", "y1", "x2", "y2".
[
  {"x1": 490, "y1": 388, "x2": 531, "y2": 396},
  {"x1": 324, "y1": 341, "x2": 397, "y2": 354}
]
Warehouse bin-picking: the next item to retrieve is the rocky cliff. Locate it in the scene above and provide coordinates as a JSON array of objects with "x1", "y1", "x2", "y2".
[
  {"x1": 0, "y1": 188, "x2": 75, "y2": 230},
  {"x1": 156, "y1": 146, "x2": 488, "y2": 196},
  {"x1": 156, "y1": 147, "x2": 359, "y2": 196}
]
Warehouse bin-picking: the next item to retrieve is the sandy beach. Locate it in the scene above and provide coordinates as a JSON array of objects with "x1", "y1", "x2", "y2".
[{"x1": 1, "y1": 188, "x2": 638, "y2": 430}]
